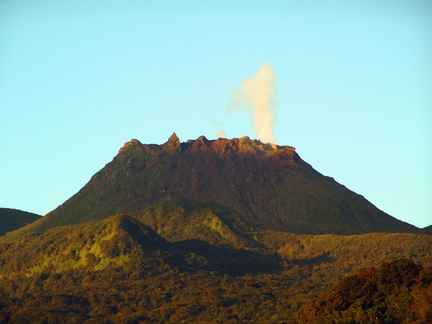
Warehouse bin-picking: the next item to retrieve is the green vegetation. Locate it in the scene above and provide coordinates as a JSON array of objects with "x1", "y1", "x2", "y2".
[
  {"x1": 1, "y1": 136, "x2": 429, "y2": 322},
  {"x1": 132, "y1": 197, "x2": 259, "y2": 249},
  {"x1": 298, "y1": 259, "x2": 432, "y2": 323},
  {"x1": 0, "y1": 208, "x2": 41, "y2": 236},
  {"x1": 1, "y1": 136, "x2": 421, "y2": 242},
  {"x1": 0, "y1": 199, "x2": 431, "y2": 323}
]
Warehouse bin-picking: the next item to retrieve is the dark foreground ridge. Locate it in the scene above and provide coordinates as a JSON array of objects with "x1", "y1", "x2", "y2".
[
  {"x1": 0, "y1": 208, "x2": 41, "y2": 236},
  {"x1": 1, "y1": 133, "x2": 422, "y2": 242}
]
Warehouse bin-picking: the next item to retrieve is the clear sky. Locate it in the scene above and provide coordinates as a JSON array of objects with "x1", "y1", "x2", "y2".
[{"x1": 1, "y1": 0, "x2": 431, "y2": 228}]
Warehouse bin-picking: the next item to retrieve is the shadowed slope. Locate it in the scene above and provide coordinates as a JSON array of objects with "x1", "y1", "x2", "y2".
[
  {"x1": 0, "y1": 207, "x2": 282, "y2": 278},
  {"x1": 0, "y1": 206, "x2": 431, "y2": 323},
  {"x1": 132, "y1": 197, "x2": 260, "y2": 250},
  {"x1": 1, "y1": 134, "x2": 421, "y2": 242},
  {"x1": 0, "y1": 208, "x2": 41, "y2": 236},
  {"x1": 424, "y1": 225, "x2": 432, "y2": 235}
]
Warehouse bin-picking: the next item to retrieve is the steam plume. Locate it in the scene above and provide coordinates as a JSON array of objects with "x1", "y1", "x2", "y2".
[
  {"x1": 217, "y1": 128, "x2": 226, "y2": 138},
  {"x1": 227, "y1": 64, "x2": 277, "y2": 143},
  {"x1": 212, "y1": 121, "x2": 226, "y2": 138}
]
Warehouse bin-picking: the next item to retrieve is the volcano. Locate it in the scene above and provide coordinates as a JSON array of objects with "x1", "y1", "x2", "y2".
[{"x1": 2, "y1": 133, "x2": 421, "y2": 241}]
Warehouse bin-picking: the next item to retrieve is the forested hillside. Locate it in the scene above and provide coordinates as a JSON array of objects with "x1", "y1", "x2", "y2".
[
  {"x1": 298, "y1": 259, "x2": 432, "y2": 323},
  {"x1": 1, "y1": 200, "x2": 431, "y2": 323}
]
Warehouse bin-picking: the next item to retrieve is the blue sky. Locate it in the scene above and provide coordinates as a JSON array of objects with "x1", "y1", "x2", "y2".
[{"x1": 1, "y1": 0, "x2": 431, "y2": 228}]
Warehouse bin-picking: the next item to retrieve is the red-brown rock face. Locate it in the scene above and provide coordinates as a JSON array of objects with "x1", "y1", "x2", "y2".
[{"x1": 4, "y1": 134, "x2": 422, "y2": 238}]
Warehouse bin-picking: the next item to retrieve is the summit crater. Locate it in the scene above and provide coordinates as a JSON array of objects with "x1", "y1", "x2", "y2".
[{"x1": 1, "y1": 134, "x2": 422, "y2": 242}]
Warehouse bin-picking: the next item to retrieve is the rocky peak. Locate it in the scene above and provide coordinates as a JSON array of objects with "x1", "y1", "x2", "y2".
[
  {"x1": 163, "y1": 132, "x2": 181, "y2": 152},
  {"x1": 118, "y1": 139, "x2": 142, "y2": 153},
  {"x1": 118, "y1": 134, "x2": 295, "y2": 159},
  {"x1": 1, "y1": 133, "x2": 422, "y2": 242},
  {"x1": 207, "y1": 136, "x2": 295, "y2": 157},
  {"x1": 186, "y1": 135, "x2": 211, "y2": 152}
]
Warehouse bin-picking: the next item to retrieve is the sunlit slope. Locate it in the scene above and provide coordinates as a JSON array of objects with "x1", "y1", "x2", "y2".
[
  {"x1": 2, "y1": 199, "x2": 430, "y2": 280},
  {"x1": 0, "y1": 202, "x2": 431, "y2": 322},
  {"x1": 1, "y1": 134, "x2": 422, "y2": 242},
  {"x1": 0, "y1": 213, "x2": 232, "y2": 282}
]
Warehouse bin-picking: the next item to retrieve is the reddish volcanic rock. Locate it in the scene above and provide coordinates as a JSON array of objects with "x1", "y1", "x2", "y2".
[{"x1": 1, "y1": 134, "x2": 422, "y2": 241}]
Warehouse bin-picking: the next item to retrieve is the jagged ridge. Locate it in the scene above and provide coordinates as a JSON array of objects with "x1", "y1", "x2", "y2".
[{"x1": 1, "y1": 134, "x2": 422, "y2": 242}]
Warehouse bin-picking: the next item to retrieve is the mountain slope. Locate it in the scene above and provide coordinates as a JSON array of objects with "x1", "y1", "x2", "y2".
[
  {"x1": 132, "y1": 197, "x2": 260, "y2": 250},
  {"x1": 298, "y1": 259, "x2": 432, "y2": 323},
  {"x1": 0, "y1": 214, "x2": 175, "y2": 277},
  {"x1": 0, "y1": 205, "x2": 431, "y2": 323},
  {"x1": 0, "y1": 208, "x2": 41, "y2": 236},
  {"x1": 1, "y1": 134, "x2": 421, "y2": 242}
]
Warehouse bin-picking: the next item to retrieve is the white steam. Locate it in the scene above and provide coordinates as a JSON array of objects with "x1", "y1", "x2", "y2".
[
  {"x1": 217, "y1": 128, "x2": 226, "y2": 138},
  {"x1": 227, "y1": 64, "x2": 277, "y2": 143}
]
